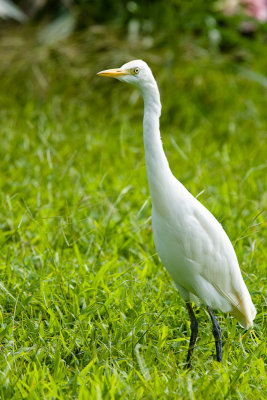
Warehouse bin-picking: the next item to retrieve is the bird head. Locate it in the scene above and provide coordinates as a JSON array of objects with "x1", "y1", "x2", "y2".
[{"x1": 97, "y1": 60, "x2": 154, "y2": 90}]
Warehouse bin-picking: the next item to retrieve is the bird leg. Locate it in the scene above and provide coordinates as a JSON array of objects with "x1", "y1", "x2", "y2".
[
  {"x1": 185, "y1": 302, "x2": 198, "y2": 368},
  {"x1": 207, "y1": 306, "x2": 222, "y2": 362}
]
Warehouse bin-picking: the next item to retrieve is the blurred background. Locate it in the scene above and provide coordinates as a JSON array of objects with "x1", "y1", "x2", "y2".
[
  {"x1": 1, "y1": 0, "x2": 267, "y2": 101},
  {"x1": 1, "y1": 0, "x2": 267, "y2": 119},
  {"x1": 1, "y1": 0, "x2": 266, "y2": 216}
]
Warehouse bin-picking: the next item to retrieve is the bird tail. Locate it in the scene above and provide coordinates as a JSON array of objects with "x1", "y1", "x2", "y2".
[{"x1": 230, "y1": 285, "x2": 256, "y2": 329}]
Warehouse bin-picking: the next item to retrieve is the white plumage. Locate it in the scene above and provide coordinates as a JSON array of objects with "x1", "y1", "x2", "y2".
[{"x1": 97, "y1": 60, "x2": 256, "y2": 363}]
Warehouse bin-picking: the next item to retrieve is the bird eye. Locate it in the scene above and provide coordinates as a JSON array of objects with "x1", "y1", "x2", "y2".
[{"x1": 134, "y1": 67, "x2": 140, "y2": 75}]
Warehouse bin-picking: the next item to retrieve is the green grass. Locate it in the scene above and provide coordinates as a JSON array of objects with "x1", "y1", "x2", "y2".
[{"x1": 0, "y1": 25, "x2": 266, "y2": 399}]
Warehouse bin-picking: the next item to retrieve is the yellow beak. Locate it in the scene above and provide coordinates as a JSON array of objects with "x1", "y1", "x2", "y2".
[{"x1": 97, "y1": 68, "x2": 130, "y2": 77}]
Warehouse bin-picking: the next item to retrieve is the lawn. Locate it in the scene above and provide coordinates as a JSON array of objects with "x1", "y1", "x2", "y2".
[{"x1": 0, "y1": 23, "x2": 266, "y2": 399}]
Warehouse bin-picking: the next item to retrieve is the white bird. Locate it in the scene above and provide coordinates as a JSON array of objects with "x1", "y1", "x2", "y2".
[{"x1": 97, "y1": 60, "x2": 256, "y2": 366}]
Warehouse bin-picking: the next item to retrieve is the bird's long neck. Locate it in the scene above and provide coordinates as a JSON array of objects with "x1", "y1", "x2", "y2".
[{"x1": 142, "y1": 81, "x2": 173, "y2": 211}]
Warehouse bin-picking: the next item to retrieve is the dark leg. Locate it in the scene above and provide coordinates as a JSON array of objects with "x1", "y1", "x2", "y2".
[
  {"x1": 185, "y1": 302, "x2": 198, "y2": 368},
  {"x1": 207, "y1": 307, "x2": 222, "y2": 362}
]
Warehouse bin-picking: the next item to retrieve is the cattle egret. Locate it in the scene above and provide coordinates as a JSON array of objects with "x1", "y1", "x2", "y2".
[{"x1": 97, "y1": 60, "x2": 256, "y2": 366}]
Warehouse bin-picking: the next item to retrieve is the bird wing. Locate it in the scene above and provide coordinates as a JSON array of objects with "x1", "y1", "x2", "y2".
[
  {"x1": 177, "y1": 197, "x2": 249, "y2": 317},
  {"x1": 152, "y1": 181, "x2": 255, "y2": 328}
]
